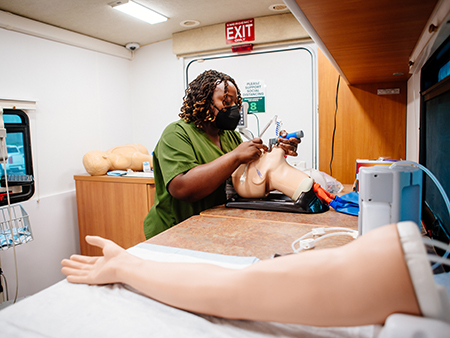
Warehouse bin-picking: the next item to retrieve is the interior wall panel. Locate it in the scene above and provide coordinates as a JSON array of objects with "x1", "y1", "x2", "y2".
[{"x1": 318, "y1": 49, "x2": 407, "y2": 184}]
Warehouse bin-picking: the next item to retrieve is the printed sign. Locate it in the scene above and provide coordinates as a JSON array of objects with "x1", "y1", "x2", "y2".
[
  {"x1": 242, "y1": 80, "x2": 265, "y2": 113},
  {"x1": 243, "y1": 97, "x2": 265, "y2": 114},
  {"x1": 226, "y1": 19, "x2": 255, "y2": 45}
]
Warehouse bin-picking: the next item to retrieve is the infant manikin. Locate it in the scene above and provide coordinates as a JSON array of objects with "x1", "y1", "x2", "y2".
[
  {"x1": 83, "y1": 143, "x2": 153, "y2": 176},
  {"x1": 231, "y1": 146, "x2": 328, "y2": 213}
]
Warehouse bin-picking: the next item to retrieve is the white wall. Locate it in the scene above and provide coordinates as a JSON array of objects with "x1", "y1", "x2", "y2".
[
  {"x1": 0, "y1": 29, "x2": 134, "y2": 197},
  {"x1": 0, "y1": 25, "x2": 210, "y2": 299},
  {"x1": 406, "y1": 73, "x2": 421, "y2": 162},
  {"x1": 0, "y1": 28, "x2": 136, "y2": 298},
  {"x1": 130, "y1": 39, "x2": 184, "y2": 152}
]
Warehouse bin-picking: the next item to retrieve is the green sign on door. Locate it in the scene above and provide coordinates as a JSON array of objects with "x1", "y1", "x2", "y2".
[
  {"x1": 242, "y1": 80, "x2": 265, "y2": 114},
  {"x1": 243, "y1": 97, "x2": 265, "y2": 113}
]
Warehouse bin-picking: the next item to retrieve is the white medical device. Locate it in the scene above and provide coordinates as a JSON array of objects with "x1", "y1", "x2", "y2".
[
  {"x1": 237, "y1": 101, "x2": 248, "y2": 129},
  {"x1": 358, "y1": 165, "x2": 423, "y2": 235}
]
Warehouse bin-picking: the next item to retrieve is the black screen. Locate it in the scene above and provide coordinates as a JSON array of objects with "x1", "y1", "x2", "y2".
[{"x1": 420, "y1": 35, "x2": 450, "y2": 244}]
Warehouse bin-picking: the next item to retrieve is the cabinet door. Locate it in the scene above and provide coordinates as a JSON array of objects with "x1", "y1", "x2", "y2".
[{"x1": 76, "y1": 180, "x2": 149, "y2": 256}]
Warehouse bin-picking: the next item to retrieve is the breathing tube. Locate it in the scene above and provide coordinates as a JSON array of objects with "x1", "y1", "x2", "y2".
[
  {"x1": 422, "y1": 237, "x2": 450, "y2": 267},
  {"x1": 312, "y1": 182, "x2": 335, "y2": 204}
]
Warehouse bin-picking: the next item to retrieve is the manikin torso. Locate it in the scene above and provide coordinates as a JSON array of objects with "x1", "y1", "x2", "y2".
[{"x1": 232, "y1": 146, "x2": 312, "y2": 200}]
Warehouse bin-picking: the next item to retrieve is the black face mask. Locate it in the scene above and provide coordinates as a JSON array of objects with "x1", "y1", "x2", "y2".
[{"x1": 214, "y1": 105, "x2": 241, "y2": 130}]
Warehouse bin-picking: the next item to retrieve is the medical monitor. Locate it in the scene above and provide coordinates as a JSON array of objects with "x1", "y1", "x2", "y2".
[
  {"x1": 238, "y1": 101, "x2": 248, "y2": 128},
  {"x1": 420, "y1": 33, "x2": 450, "y2": 254},
  {"x1": 0, "y1": 109, "x2": 34, "y2": 205}
]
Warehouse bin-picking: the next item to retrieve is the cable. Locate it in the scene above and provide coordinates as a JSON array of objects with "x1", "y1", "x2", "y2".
[
  {"x1": 423, "y1": 237, "x2": 450, "y2": 252},
  {"x1": 248, "y1": 113, "x2": 260, "y2": 137},
  {"x1": 329, "y1": 75, "x2": 340, "y2": 176},
  {"x1": 0, "y1": 136, "x2": 20, "y2": 303},
  {"x1": 390, "y1": 161, "x2": 450, "y2": 270},
  {"x1": 314, "y1": 231, "x2": 356, "y2": 244},
  {"x1": 0, "y1": 268, "x2": 8, "y2": 302},
  {"x1": 0, "y1": 265, "x2": 3, "y2": 302},
  {"x1": 423, "y1": 236, "x2": 450, "y2": 268},
  {"x1": 426, "y1": 254, "x2": 450, "y2": 266},
  {"x1": 291, "y1": 226, "x2": 357, "y2": 253}
]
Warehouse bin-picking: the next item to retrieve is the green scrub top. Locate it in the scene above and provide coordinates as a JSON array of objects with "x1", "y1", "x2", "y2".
[{"x1": 144, "y1": 120, "x2": 242, "y2": 239}]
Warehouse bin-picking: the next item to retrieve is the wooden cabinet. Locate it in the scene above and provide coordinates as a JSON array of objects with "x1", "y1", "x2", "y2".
[{"x1": 74, "y1": 174, "x2": 155, "y2": 256}]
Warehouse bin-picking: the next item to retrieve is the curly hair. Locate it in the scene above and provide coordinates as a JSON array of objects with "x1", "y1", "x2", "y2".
[{"x1": 179, "y1": 70, "x2": 242, "y2": 129}]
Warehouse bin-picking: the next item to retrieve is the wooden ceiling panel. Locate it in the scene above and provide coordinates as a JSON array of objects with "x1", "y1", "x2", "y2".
[{"x1": 295, "y1": 0, "x2": 438, "y2": 84}]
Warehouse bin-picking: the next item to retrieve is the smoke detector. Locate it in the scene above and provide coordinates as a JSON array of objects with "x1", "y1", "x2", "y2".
[{"x1": 180, "y1": 20, "x2": 200, "y2": 28}]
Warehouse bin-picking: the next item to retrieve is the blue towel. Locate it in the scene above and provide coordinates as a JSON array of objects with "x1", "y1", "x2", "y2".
[
  {"x1": 0, "y1": 227, "x2": 32, "y2": 248},
  {"x1": 329, "y1": 192, "x2": 359, "y2": 216}
]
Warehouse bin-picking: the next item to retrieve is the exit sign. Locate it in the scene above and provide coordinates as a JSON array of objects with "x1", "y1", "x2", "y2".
[{"x1": 226, "y1": 19, "x2": 255, "y2": 44}]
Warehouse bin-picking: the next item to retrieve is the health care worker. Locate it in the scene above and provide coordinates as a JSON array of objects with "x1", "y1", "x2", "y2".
[{"x1": 144, "y1": 70, "x2": 298, "y2": 239}]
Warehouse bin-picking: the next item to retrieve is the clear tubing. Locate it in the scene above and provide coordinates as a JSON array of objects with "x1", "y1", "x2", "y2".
[
  {"x1": 426, "y1": 254, "x2": 450, "y2": 266},
  {"x1": 259, "y1": 115, "x2": 277, "y2": 138},
  {"x1": 390, "y1": 161, "x2": 450, "y2": 222},
  {"x1": 390, "y1": 161, "x2": 450, "y2": 269},
  {"x1": 240, "y1": 163, "x2": 250, "y2": 185},
  {"x1": 423, "y1": 237, "x2": 450, "y2": 253}
]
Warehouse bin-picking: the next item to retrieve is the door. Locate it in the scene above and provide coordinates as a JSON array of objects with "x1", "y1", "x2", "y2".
[{"x1": 184, "y1": 45, "x2": 318, "y2": 169}]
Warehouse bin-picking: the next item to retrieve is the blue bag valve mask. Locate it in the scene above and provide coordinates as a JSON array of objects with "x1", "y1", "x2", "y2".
[{"x1": 330, "y1": 192, "x2": 359, "y2": 216}]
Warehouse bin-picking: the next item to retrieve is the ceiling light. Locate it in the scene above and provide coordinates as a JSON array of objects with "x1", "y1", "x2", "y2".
[{"x1": 110, "y1": 1, "x2": 167, "y2": 25}]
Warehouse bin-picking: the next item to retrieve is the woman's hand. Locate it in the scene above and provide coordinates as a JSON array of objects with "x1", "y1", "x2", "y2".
[
  {"x1": 168, "y1": 138, "x2": 267, "y2": 202},
  {"x1": 61, "y1": 236, "x2": 134, "y2": 285},
  {"x1": 233, "y1": 137, "x2": 268, "y2": 163},
  {"x1": 277, "y1": 130, "x2": 300, "y2": 156}
]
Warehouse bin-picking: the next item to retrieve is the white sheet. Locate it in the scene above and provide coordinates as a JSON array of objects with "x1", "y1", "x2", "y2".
[{"x1": 0, "y1": 243, "x2": 381, "y2": 338}]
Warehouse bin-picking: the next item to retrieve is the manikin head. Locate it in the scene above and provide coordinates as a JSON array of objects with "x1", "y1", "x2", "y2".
[
  {"x1": 232, "y1": 146, "x2": 313, "y2": 200},
  {"x1": 82, "y1": 150, "x2": 112, "y2": 176}
]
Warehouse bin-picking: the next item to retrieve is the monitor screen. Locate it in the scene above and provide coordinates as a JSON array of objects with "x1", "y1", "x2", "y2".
[{"x1": 420, "y1": 34, "x2": 450, "y2": 248}]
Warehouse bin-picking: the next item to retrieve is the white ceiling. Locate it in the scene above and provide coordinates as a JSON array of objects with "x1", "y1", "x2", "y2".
[{"x1": 0, "y1": 0, "x2": 290, "y2": 47}]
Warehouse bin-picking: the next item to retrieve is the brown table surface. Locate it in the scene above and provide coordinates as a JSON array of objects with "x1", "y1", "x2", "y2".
[
  {"x1": 146, "y1": 185, "x2": 358, "y2": 260},
  {"x1": 200, "y1": 204, "x2": 357, "y2": 229}
]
